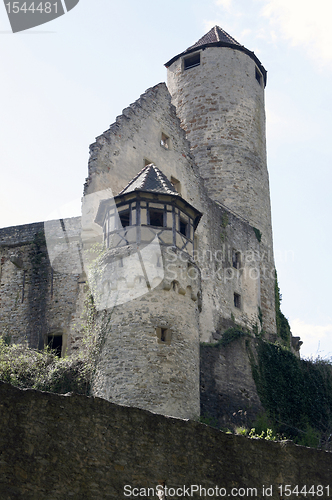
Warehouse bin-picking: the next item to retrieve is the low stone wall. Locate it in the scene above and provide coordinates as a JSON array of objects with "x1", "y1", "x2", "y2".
[{"x1": 0, "y1": 381, "x2": 331, "y2": 499}]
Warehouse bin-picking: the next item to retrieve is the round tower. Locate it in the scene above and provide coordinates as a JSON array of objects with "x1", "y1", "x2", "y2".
[
  {"x1": 165, "y1": 26, "x2": 272, "y2": 246},
  {"x1": 84, "y1": 164, "x2": 202, "y2": 419},
  {"x1": 166, "y1": 27, "x2": 277, "y2": 335}
]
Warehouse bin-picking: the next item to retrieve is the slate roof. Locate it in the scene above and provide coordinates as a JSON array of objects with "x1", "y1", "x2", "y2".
[
  {"x1": 186, "y1": 26, "x2": 241, "y2": 51},
  {"x1": 164, "y1": 25, "x2": 267, "y2": 86},
  {"x1": 119, "y1": 164, "x2": 179, "y2": 196}
]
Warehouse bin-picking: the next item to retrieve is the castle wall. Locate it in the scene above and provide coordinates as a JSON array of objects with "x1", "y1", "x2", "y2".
[
  {"x1": 83, "y1": 82, "x2": 266, "y2": 341},
  {"x1": 200, "y1": 337, "x2": 264, "y2": 428},
  {"x1": 90, "y1": 246, "x2": 201, "y2": 419},
  {"x1": 0, "y1": 220, "x2": 86, "y2": 352},
  {"x1": 1, "y1": 381, "x2": 332, "y2": 499},
  {"x1": 85, "y1": 82, "x2": 204, "y2": 213}
]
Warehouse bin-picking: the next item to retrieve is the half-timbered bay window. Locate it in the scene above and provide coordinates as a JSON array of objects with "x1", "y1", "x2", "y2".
[{"x1": 94, "y1": 165, "x2": 202, "y2": 257}]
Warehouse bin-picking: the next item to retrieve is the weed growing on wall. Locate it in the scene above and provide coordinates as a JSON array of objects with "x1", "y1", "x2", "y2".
[
  {"x1": 275, "y1": 272, "x2": 291, "y2": 347},
  {"x1": 200, "y1": 327, "x2": 250, "y2": 347},
  {"x1": 0, "y1": 293, "x2": 101, "y2": 395},
  {"x1": 0, "y1": 337, "x2": 90, "y2": 395}
]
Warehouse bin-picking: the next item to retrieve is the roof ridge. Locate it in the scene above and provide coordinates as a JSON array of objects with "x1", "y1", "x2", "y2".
[
  {"x1": 215, "y1": 25, "x2": 220, "y2": 42},
  {"x1": 119, "y1": 164, "x2": 179, "y2": 197}
]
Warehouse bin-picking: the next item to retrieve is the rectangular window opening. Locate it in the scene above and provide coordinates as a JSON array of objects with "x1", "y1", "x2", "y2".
[
  {"x1": 119, "y1": 209, "x2": 130, "y2": 228},
  {"x1": 255, "y1": 67, "x2": 262, "y2": 86},
  {"x1": 161, "y1": 133, "x2": 170, "y2": 149},
  {"x1": 47, "y1": 335, "x2": 63, "y2": 357},
  {"x1": 156, "y1": 327, "x2": 171, "y2": 344},
  {"x1": 234, "y1": 293, "x2": 241, "y2": 309},
  {"x1": 232, "y1": 250, "x2": 241, "y2": 269},
  {"x1": 170, "y1": 176, "x2": 181, "y2": 194},
  {"x1": 179, "y1": 218, "x2": 189, "y2": 237},
  {"x1": 149, "y1": 208, "x2": 164, "y2": 227},
  {"x1": 184, "y1": 52, "x2": 201, "y2": 70}
]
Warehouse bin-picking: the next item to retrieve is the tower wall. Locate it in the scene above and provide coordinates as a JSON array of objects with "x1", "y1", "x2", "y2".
[
  {"x1": 90, "y1": 246, "x2": 201, "y2": 419},
  {"x1": 167, "y1": 46, "x2": 277, "y2": 335},
  {"x1": 167, "y1": 47, "x2": 271, "y2": 242}
]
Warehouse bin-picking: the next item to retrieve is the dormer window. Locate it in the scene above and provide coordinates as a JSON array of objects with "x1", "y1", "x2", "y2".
[{"x1": 184, "y1": 52, "x2": 200, "y2": 70}]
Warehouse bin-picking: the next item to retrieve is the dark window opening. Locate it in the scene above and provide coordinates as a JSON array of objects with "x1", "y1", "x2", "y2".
[
  {"x1": 232, "y1": 250, "x2": 241, "y2": 269},
  {"x1": 156, "y1": 327, "x2": 171, "y2": 345},
  {"x1": 48, "y1": 335, "x2": 62, "y2": 357},
  {"x1": 255, "y1": 67, "x2": 262, "y2": 86},
  {"x1": 160, "y1": 328, "x2": 167, "y2": 342},
  {"x1": 161, "y1": 133, "x2": 170, "y2": 149},
  {"x1": 184, "y1": 53, "x2": 200, "y2": 70},
  {"x1": 179, "y1": 218, "x2": 189, "y2": 237},
  {"x1": 234, "y1": 293, "x2": 241, "y2": 309},
  {"x1": 119, "y1": 210, "x2": 130, "y2": 228},
  {"x1": 149, "y1": 209, "x2": 164, "y2": 227}
]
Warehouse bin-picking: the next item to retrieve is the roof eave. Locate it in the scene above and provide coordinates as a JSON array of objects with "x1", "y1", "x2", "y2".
[{"x1": 165, "y1": 41, "x2": 267, "y2": 87}]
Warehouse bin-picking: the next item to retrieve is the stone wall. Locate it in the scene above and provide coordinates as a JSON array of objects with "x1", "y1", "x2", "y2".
[
  {"x1": 0, "y1": 219, "x2": 86, "y2": 352},
  {"x1": 90, "y1": 246, "x2": 201, "y2": 419},
  {"x1": 200, "y1": 337, "x2": 264, "y2": 428},
  {"x1": 0, "y1": 381, "x2": 331, "y2": 500},
  {"x1": 167, "y1": 46, "x2": 277, "y2": 335}
]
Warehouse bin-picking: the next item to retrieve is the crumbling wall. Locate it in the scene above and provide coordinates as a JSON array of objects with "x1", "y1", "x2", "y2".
[{"x1": 0, "y1": 220, "x2": 85, "y2": 351}]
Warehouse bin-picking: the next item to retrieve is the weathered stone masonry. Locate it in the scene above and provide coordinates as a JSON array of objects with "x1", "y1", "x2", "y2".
[{"x1": 0, "y1": 381, "x2": 331, "y2": 500}]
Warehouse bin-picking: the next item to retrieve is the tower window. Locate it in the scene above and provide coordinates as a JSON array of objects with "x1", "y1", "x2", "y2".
[
  {"x1": 170, "y1": 176, "x2": 181, "y2": 194},
  {"x1": 232, "y1": 250, "x2": 241, "y2": 269},
  {"x1": 47, "y1": 334, "x2": 63, "y2": 357},
  {"x1": 119, "y1": 209, "x2": 130, "y2": 227},
  {"x1": 234, "y1": 293, "x2": 241, "y2": 309},
  {"x1": 156, "y1": 327, "x2": 171, "y2": 344},
  {"x1": 179, "y1": 218, "x2": 189, "y2": 237},
  {"x1": 149, "y1": 208, "x2": 164, "y2": 227},
  {"x1": 255, "y1": 67, "x2": 262, "y2": 86},
  {"x1": 160, "y1": 133, "x2": 170, "y2": 149},
  {"x1": 184, "y1": 52, "x2": 200, "y2": 70}
]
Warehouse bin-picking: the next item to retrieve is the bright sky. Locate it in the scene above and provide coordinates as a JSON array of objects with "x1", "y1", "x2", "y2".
[{"x1": 1, "y1": 0, "x2": 331, "y2": 359}]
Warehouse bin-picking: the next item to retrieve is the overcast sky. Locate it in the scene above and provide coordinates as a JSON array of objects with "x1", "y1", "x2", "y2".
[{"x1": 1, "y1": 0, "x2": 331, "y2": 358}]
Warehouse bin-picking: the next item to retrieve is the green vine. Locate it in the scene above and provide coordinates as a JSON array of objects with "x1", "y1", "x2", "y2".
[{"x1": 250, "y1": 339, "x2": 332, "y2": 448}]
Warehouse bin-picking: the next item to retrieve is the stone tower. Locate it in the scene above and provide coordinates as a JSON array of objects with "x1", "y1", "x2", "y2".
[
  {"x1": 166, "y1": 26, "x2": 277, "y2": 334},
  {"x1": 88, "y1": 164, "x2": 202, "y2": 419}
]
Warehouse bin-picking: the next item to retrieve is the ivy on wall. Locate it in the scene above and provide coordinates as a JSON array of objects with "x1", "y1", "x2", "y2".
[{"x1": 251, "y1": 340, "x2": 332, "y2": 447}]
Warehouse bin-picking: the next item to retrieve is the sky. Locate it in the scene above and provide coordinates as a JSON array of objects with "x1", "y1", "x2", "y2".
[{"x1": 0, "y1": 0, "x2": 331, "y2": 358}]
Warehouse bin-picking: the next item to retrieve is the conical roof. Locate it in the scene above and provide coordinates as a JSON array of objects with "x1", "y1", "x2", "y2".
[
  {"x1": 165, "y1": 25, "x2": 266, "y2": 85},
  {"x1": 186, "y1": 25, "x2": 241, "y2": 51},
  {"x1": 119, "y1": 164, "x2": 179, "y2": 196}
]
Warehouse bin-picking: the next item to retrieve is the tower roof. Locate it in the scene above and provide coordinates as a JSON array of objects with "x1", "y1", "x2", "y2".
[
  {"x1": 119, "y1": 164, "x2": 179, "y2": 196},
  {"x1": 187, "y1": 25, "x2": 241, "y2": 50},
  {"x1": 165, "y1": 25, "x2": 267, "y2": 86}
]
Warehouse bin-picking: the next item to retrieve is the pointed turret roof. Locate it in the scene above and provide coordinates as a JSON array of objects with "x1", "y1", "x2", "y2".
[
  {"x1": 119, "y1": 164, "x2": 179, "y2": 196},
  {"x1": 94, "y1": 164, "x2": 202, "y2": 229},
  {"x1": 165, "y1": 25, "x2": 266, "y2": 86},
  {"x1": 187, "y1": 25, "x2": 241, "y2": 51}
]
